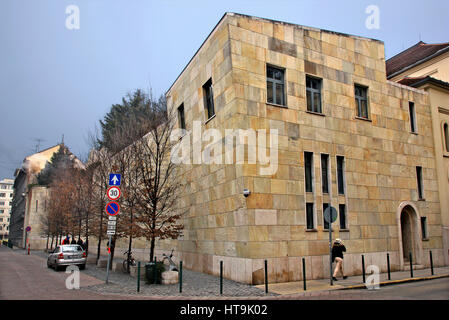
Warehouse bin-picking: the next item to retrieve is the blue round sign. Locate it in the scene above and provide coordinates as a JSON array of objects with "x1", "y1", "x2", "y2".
[
  {"x1": 105, "y1": 201, "x2": 120, "y2": 216},
  {"x1": 25, "y1": 226, "x2": 31, "y2": 232}
]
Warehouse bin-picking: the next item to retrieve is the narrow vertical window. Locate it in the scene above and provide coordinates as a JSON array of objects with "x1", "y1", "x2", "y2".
[
  {"x1": 444, "y1": 123, "x2": 449, "y2": 152},
  {"x1": 266, "y1": 65, "x2": 285, "y2": 106},
  {"x1": 306, "y1": 76, "x2": 322, "y2": 113},
  {"x1": 337, "y1": 156, "x2": 345, "y2": 195},
  {"x1": 305, "y1": 152, "x2": 314, "y2": 193},
  {"x1": 35, "y1": 200, "x2": 38, "y2": 212},
  {"x1": 323, "y1": 203, "x2": 330, "y2": 230},
  {"x1": 416, "y1": 166, "x2": 424, "y2": 200},
  {"x1": 409, "y1": 102, "x2": 417, "y2": 133},
  {"x1": 339, "y1": 204, "x2": 347, "y2": 230},
  {"x1": 203, "y1": 78, "x2": 215, "y2": 119},
  {"x1": 355, "y1": 85, "x2": 369, "y2": 119},
  {"x1": 421, "y1": 217, "x2": 428, "y2": 239},
  {"x1": 306, "y1": 203, "x2": 315, "y2": 230},
  {"x1": 321, "y1": 154, "x2": 329, "y2": 194},
  {"x1": 177, "y1": 103, "x2": 186, "y2": 130}
]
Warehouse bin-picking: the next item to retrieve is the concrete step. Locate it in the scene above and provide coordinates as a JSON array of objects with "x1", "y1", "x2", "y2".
[{"x1": 403, "y1": 264, "x2": 425, "y2": 271}]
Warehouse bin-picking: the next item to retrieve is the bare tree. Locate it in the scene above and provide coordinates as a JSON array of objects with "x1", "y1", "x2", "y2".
[{"x1": 132, "y1": 96, "x2": 185, "y2": 262}]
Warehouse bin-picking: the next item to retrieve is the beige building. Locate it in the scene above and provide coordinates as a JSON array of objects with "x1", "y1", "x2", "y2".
[
  {"x1": 387, "y1": 41, "x2": 449, "y2": 266},
  {"x1": 0, "y1": 178, "x2": 14, "y2": 241},
  {"x1": 151, "y1": 13, "x2": 448, "y2": 284},
  {"x1": 10, "y1": 145, "x2": 61, "y2": 249}
]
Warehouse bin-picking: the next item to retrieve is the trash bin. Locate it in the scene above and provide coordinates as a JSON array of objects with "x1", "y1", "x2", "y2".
[{"x1": 145, "y1": 261, "x2": 165, "y2": 284}]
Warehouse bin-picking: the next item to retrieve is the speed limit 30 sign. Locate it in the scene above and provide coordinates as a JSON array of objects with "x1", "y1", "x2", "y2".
[{"x1": 107, "y1": 186, "x2": 121, "y2": 201}]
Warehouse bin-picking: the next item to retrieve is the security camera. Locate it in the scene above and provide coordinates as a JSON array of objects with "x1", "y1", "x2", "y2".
[{"x1": 243, "y1": 189, "x2": 251, "y2": 198}]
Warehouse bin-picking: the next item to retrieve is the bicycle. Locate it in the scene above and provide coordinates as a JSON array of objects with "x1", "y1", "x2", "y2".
[
  {"x1": 162, "y1": 249, "x2": 178, "y2": 271},
  {"x1": 122, "y1": 250, "x2": 136, "y2": 273}
]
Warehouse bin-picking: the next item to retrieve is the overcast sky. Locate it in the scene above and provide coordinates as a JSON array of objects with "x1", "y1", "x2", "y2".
[{"x1": 1, "y1": 0, "x2": 448, "y2": 179}]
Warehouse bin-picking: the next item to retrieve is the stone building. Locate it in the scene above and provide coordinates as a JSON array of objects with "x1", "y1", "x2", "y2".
[
  {"x1": 9, "y1": 145, "x2": 61, "y2": 248},
  {"x1": 0, "y1": 178, "x2": 14, "y2": 241},
  {"x1": 387, "y1": 41, "x2": 449, "y2": 266},
  {"x1": 156, "y1": 12, "x2": 448, "y2": 284}
]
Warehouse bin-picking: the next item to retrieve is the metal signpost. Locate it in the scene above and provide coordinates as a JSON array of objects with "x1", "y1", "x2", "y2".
[
  {"x1": 105, "y1": 174, "x2": 121, "y2": 284},
  {"x1": 324, "y1": 206, "x2": 338, "y2": 286}
]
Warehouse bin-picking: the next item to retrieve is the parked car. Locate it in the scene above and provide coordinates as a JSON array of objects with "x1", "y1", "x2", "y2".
[{"x1": 47, "y1": 245, "x2": 86, "y2": 271}]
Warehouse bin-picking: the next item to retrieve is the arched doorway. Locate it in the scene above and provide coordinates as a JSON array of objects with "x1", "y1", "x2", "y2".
[{"x1": 396, "y1": 202, "x2": 423, "y2": 269}]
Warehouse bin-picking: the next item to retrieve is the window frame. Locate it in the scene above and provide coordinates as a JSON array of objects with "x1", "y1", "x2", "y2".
[
  {"x1": 177, "y1": 103, "x2": 186, "y2": 130},
  {"x1": 203, "y1": 78, "x2": 215, "y2": 120},
  {"x1": 420, "y1": 216, "x2": 428, "y2": 240},
  {"x1": 266, "y1": 65, "x2": 286, "y2": 106},
  {"x1": 443, "y1": 121, "x2": 449, "y2": 154},
  {"x1": 354, "y1": 84, "x2": 369, "y2": 119},
  {"x1": 306, "y1": 75, "x2": 323, "y2": 114},
  {"x1": 409, "y1": 101, "x2": 417, "y2": 133},
  {"x1": 304, "y1": 152, "x2": 314, "y2": 193},
  {"x1": 306, "y1": 202, "x2": 315, "y2": 230},
  {"x1": 416, "y1": 166, "x2": 424, "y2": 200},
  {"x1": 321, "y1": 154, "x2": 330, "y2": 194},
  {"x1": 323, "y1": 203, "x2": 330, "y2": 230},
  {"x1": 339, "y1": 204, "x2": 347, "y2": 230},
  {"x1": 336, "y1": 156, "x2": 346, "y2": 195}
]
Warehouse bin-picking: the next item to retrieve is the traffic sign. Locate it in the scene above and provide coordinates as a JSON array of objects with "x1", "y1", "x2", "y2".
[
  {"x1": 109, "y1": 174, "x2": 121, "y2": 186},
  {"x1": 107, "y1": 186, "x2": 121, "y2": 201},
  {"x1": 324, "y1": 206, "x2": 338, "y2": 223},
  {"x1": 25, "y1": 226, "x2": 31, "y2": 232},
  {"x1": 107, "y1": 230, "x2": 116, "y2": 236},
  {"x1": 105, "y1": 201, "x2": 120, "y2": 216},
  {"x1": 107, "y1": 220, "x2": 116, "y2": 227},
  {"x1": 108, "y1": 216, "x2": 116, "y2": 221}
]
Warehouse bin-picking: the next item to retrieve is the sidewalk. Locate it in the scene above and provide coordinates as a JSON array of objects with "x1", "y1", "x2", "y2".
[{"x1": 255, "y1": 267, "x2": 449, "y2": 295}]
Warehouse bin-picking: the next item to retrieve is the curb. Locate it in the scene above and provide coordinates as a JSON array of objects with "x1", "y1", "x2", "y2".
[{"x1": 339, "y1": 274, "x2": 449, "y2": 290}]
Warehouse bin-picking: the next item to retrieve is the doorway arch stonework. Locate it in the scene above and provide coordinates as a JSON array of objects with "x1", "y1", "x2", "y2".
[{"x1": 396, "y1": 201, "x2": 424, "y2": 269}]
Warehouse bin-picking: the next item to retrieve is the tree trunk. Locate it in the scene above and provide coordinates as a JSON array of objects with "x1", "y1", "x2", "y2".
[
  {"x1": 109, "y1": 235, "x2": 117, "y2": 270},
  {"x1": 97, "y1": 208, "x2": 103, "y2": 261},
  {"x1": 127, "y1": 210, "x2": 133, "y2": 271},
  {"x1": 50, "y1": 236, "x2": 54, "y2": 250}
]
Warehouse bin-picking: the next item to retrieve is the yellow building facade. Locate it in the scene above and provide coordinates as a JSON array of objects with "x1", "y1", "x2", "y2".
[
  {"x1": 387, "y1": 41, "x2": 449, "y2": 266},
  {"x1": 151, "y1": 13, "x2": 448, "y2": 284}
]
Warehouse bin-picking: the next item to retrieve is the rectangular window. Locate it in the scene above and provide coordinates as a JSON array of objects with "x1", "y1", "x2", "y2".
[
  {"x1": 0, "y1": 210, "x2": 4, "y2": 213},
  {"x1": 306, "y1": 203, "x2": 315, "y2": 230},
  {"x1": 416, "y1": 166, "x2": 424, "y2": 200},
  {"x1": 306, "y1": 76, "x2": 322, "y2": 113},
  {"x1": 305, "y1": 152, "x2": 314, "y2": 193},
  {"x1": 337, "y1": 156, "x2": 345, "y2": 195},
  {"x1": 321, "y1": 154, "x2": 330, "y2": 194},
  {"x1": 409, "y1": 101, "x2": 417, "y2": 133},
  {"x1": 0, "y1": 193, "x2": 5, "y2": 197},
  {"x1": 266, "y1": 65, "x2": 285, "y2": 106},
  {"x1": 339, "y1": 204, "x2": 347, "y2": 230},
  {"x1": 177, "y1": 103, "x2": 186, "y2": 130},
  {"x1": 36, "y1": 200, "x2": 38, "y2": 212},
  {"x1": 203, "y1": 78, "x2": 215, "y2": 119},
  {"x1": 355, "y1": 85, "x2": 369, "y2": 119},
  {"x1": 421, "y1": 217, "x2": 428, "y2": 239},
  {"x1": 323, "y1": 203, "x2": 329, "y2": 230},
  {"x1": 0, "y1": 202, "x2": 4, "y2": 206}
]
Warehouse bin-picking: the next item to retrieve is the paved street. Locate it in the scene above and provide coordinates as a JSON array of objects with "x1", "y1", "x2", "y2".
[{"x1": 1, "y1": 246, "x2": 448, "y2": 300}]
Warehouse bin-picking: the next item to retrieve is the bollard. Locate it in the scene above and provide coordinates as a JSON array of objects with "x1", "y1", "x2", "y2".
[
  {"x1": 220, "y1": 261, "x2": 223, "y2": 295},
  {"x1": 302, "y1": 258, "x2": 306, "y2": 291},
  {"x1": 430, "y1": 251, "x2": 434, "y2": 276},
  {"x1": 28, "y1": 244, "x2": 30, "y2": 255},
  {"x1": 179, "y1": 261, "x2": 183, "y2": 293},
  {"x1": 362, "y1": 255, "x2": 366, "y2": 284},
  {"x1": 409, "y1": 252, "x2": 413, "y2": 278},
  {"x1": 137, "y1": 261, "x2": 141, "y2": 293},
  {"x1": 387, "y1": 253, "x2": 391, "y2": 280},
  {"x1": 264, "y1": 260, "x2": 268, "y2": 294}
]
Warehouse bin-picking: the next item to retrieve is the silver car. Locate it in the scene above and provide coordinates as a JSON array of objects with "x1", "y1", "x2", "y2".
[{"x1": 47, "y1": 245, "x2": 86, "y2": 271}]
